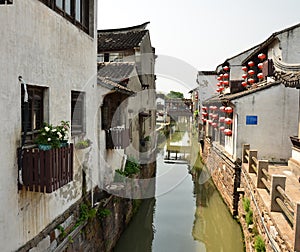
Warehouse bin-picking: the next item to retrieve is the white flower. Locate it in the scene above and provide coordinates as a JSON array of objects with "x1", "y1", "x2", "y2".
[
  {"x1": 42, "y1": 133, "x2": 46, "y2": 136},
  {"x1": 52, "y1": 128, "x2": 57, "y2": 132},
  {"x1": 47, "y1": 138, "x2": 51, "y2": 141},
  {"x1": 57, "y1": 132, "x2": 62, "y2": 139},
  {"x1": 45, "y1": 126, "x2": 50, "y2": 132}
]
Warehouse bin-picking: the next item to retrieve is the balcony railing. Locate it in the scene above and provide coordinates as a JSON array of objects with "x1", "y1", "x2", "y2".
[
  {"x1": 105, "y1": 128, "x2": 130, "y2": 149},
  {"x1": 18, "y1": 144, "x2": 73, "y2": 193}
]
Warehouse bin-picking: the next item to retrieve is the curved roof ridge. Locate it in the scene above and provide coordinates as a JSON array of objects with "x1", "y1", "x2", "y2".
[{"x1": 98, "y1": 22, "x2": 150, "y2": 33}]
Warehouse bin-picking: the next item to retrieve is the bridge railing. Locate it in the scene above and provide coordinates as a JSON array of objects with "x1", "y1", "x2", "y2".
[
  {"x1": 242, "y1": 144, "x2": 271, "y2": 191},
  {"x1": 242, "y1": 143, "x2": 300, "y2": 252}
]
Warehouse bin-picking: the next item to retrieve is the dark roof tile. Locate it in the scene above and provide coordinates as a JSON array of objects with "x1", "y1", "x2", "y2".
[
  {"x1": 98, "y1": 30, "x2": 148, "y2": 52},
  {"x1": 97, "y1": 76, "x2": 134, "y2": 95},
  {"x1": 98, "y1": 62, "x2": 135, "y2": 82}
]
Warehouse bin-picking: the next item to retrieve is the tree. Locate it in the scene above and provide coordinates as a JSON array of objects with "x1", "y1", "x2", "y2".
[{"x1": 166, "y1": 91, "x2": 184, "y2": 99}]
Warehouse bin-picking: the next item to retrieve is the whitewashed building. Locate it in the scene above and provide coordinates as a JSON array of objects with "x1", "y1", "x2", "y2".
[
  {"x1": 97, "y1": 22, "x2": 157, "y2": 171},
  {"x1": 0, "y1": 1, "x2": 98, "y2": 251},
  {"x1": 202, "y1": 23, "x2": 300, "y2": 163}
]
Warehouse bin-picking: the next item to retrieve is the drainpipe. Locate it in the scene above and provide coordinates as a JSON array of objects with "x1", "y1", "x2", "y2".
[{"x1": 18, "y1": 76, "x2": 29, "y2": 185}]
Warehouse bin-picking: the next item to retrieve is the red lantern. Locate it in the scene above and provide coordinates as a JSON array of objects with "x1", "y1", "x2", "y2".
[
  {"x1": 209, "y1": 113, "x2": 214, "y2": 118},
  {"x1": 242, "y1": 66, "x2": 248, "y2": 72},
  {"x1": 212, "y1": 122, "x2": 218, "y2": 128},
  {"x1": 258, "y1": 53, "x2": 266, "y2": 60},
  {"x1": 202, "y1": 118, "x2": 207, "y2": 122},
  {"x1": 258, "y1": 63, "x2": 263, "y2": 69},
  {"x1": 219, "y1": 86, "x2": 224, "y2": 91},
  {"x1": 219, "y1": 126, "x2": 225, "y2": 132},
  {"x1": 223, "y1": 73, "x2": 229, "y2": 78},
  {"x1": 224, "y1": 118, "x2": 232, "y2": 124},
  {"x1": 242, "y1": 73, "x2": 248, "y2": 79},
  {"x1": 219, "y1": 117, "x2": 225, "y2": 123},
  {"x1": 217, "y1": 76, "x2": 221, "y2": 81},
  {"x1": 223, "y1": 66, "x2": 230, "y2": 71},
  {"x1": 217, "y1": 82, "x2": 221, "y2": 87},
  {"x1": 216, "y1": 88, "x2": 220, "y2": 92},
  {"x1": 224, "y1": 129, "x2": 232, "y2": 136},
  {"x1": 202, "y1": 106, "x2": 207, "y2": 111},
  {"x1": 242, "y1": 81, "x2": 248, "y2": 87},
  {"x1": 212, "y1": 106, "x2": 218, "y2": 111},
  {"x1": 248, "y1": 70, "x2": 255, "y2": 75},
  {"x1": 219, "y1": 74, "x2": 224, "y2": 79},
  {"x1": 223, "y1": 80, "x2": 229, "y2": 86},
  {"x1": 219, "y1": 106, "x2": 225, "y2": 112},
  {"x1": 208, "y1": 120, "x2": 212, "y2": 125},
  {"x1": 225, "y1": 107, "x2": 233, "y2": 113},
  {"x1": 257, "y1": 73, "x2": 264, "y2": 79},
  {"x1": 202, "y1": 112, "x2": 208, "y2": 117},
  {"x1": 212, "y1": 114, "x2": 218, "y2": 119},
  {"x1": 248, "y1": 78, "x2": 255, "y2": 84},
  {"x1": 248, "y1": 61, "x2": 255, "y2": 67}
]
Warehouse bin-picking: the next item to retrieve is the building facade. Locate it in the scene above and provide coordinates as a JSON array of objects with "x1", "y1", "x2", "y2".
[{"x1": 0, "y1": 1, "x2": 98, "y2": 251}]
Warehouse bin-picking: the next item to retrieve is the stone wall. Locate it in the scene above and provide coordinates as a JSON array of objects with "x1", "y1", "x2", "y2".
[
  {"x1": 18, "y1": 161, "x2": 156, "y2": 252},
  {"x1": 202, "y1": 138, "x2": 241, "y2": 215}
]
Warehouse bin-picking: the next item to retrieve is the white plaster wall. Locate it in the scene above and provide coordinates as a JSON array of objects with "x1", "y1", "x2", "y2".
[
  {"x1": 197, "y1": 74, "x2": 217, "y2": 102},
  {"x1": 0, "y1": 1, "x2": 97, "y2": 250},
  {"x1": 278, "y1": 26, "x2": 300, "y2": 63},
  {"x1": 234, "y1": 85, "x2": 298, "y2": 162}
]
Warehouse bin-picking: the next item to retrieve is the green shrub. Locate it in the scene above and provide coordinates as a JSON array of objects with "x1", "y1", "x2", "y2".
[
  {"x1": 254, "y1": 235, "x2": 266, "y2": 252},
  {"x1": 97, "y1": 208, "x2": 111, "y2": 220},
  {"x1": 246, "y1": 209, "x2": 253, "y2": 226},
  {"x1": 243, "y1": 197, "x2": 251, "y2": 213},
  {"x1": 124, "y1": 156, "x2": 140, "y2": 176}
]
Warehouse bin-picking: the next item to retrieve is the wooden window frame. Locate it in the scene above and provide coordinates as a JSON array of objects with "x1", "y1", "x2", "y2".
[
  {"x1": 39, "y1": 0, "x2": 91, "y2": 34},
  {"x1": 21, "y1": 85, "x2": 45, "y2": 144},
  {"x1": 71, "y1": 91, "x2": 85, "y2": 135}
]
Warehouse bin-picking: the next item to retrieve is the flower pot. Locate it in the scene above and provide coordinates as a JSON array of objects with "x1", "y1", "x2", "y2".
[
  {"x1": 60, "y1": 141, "x2": 68, "y2": 148},
  {"x1": 38, "y1": 144, "x2": 52, "y2": 151}
]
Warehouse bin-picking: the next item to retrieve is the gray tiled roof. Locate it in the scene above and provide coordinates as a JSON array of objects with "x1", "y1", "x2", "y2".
[
  {"x1": 275, "y1": 71, "x2": 300, "y2": 88},
  {"x1": 97, "y1": 76, "x2": 134, "y2": 95},
  {"x1": 203, "y1": 81, "x2": 280, "y2": 104},
  {"x1": 98, "y1": 62, "x2": 135, "y2": 82},
  {"x1": 97, "y1": 30, "x2": 148, "y2": 52}
]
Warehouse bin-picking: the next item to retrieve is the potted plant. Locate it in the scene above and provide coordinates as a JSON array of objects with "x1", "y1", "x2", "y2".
[
  {"x1": 75, "y1": 138, "x2": 92, "y2": 149},
  {"x1": 75, "y1": 138, "x2": 92, "y2": 165},
  {"x1": 35, "y1": 121, "x2": 70, "y2": 150},
  {"x1": 56, "y1": 120, "x2": 70, "y2": 147}
]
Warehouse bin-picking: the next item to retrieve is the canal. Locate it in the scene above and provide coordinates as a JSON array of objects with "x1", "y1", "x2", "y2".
[{"x1": 114, "y1": 149, "x2": 244, "y2": 251}]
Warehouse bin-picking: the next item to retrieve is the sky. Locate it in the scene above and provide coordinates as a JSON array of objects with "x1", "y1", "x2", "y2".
[{"x1": 97, "y1": 0, "x2": 300, "y2": 97}]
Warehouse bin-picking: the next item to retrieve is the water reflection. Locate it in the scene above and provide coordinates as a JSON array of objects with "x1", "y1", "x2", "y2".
[
  {"x1": 114, "y1": 153, "x2": 244, "y2": 252},
  {"x1": 113, "y1": 198, "x2": 155, "y2": 252},
  {"x1": 191, "y1": 165, "x2": 244, "y2": 251}
]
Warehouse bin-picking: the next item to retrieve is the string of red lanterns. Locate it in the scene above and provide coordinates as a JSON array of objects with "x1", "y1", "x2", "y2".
[{"x1": 216, "y1": 66, "x2": 230, "y2": 93}]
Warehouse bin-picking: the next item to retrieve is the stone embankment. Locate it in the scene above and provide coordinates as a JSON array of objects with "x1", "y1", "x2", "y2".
[{"x1": 202, "y1": 139, "x2": 300, "y2": 252}]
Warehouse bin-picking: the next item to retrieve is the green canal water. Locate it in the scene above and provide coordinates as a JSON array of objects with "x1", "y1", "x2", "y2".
[{"x1": 113, "y1": 151, "x2": 244, "y2": 252}]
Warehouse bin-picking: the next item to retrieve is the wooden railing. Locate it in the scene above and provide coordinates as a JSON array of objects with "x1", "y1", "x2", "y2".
[
  {"x1": 242, "y1": 144, "x2": 300, "y2": 251},
  {"x1": 18, "y1": 144, "x2": 73, "y2": 193},
  {"x1": 105, "y1": 128, "x2": 130, "y2": 149}
]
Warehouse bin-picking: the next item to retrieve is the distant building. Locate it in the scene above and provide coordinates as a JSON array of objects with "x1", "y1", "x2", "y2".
[
  {"x1": 97, "y1": 22, "x2": 156, "y2": 187},
  {"x1": 201, "y1": 23, "x2": 300, "y2": 163}
]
